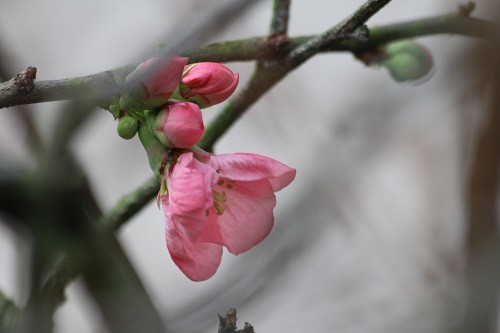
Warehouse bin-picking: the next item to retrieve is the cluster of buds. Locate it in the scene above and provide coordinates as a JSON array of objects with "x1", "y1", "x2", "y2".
[
  {"x1": 110, "y1": 56, "x2": 295, "y2": 282},
  {"x1": 113, "y1": 56, "x2": 239, "y2": 149}
]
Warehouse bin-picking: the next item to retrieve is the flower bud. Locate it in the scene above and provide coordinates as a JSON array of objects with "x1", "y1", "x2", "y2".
[
  {"x1": 117, "y1": 116, "x2": 139, "y2": 140},
  {"x1": 149, "y1": 102, "x2": 204, "y2": 148},
  {"x1": 179, "y1": 62, "x2": 239, "y2": 108},
  {"x1": 120, "y1": 56, "x2": 188, "y2": 111},
  {"x1": 382, "y1": 40, "x2": 434, "y2": 83}
]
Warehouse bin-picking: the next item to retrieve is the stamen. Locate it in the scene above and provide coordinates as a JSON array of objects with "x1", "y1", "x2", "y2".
[
  {"x1": 213, "y1": 190, "x2": 227, "y2": 203},
  {"x1": 214, "y1": 202, "x2": 225, "y2": 216}
]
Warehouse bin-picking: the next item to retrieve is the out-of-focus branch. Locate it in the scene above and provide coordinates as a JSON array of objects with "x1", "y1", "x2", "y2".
[
  {"x1": 0, "y1": 290, "x2": 21, "y2": 333},
  {"x1": 11, "y1": 150, "x2": 166, "y2": 333},
  {"x1": 100, "y1": 176, "x2": 160, "y2": 231},
  {"x1": 270, "y1": 0, "x2": 291, "y2": 36},
  {"x1": 0, "y1": 14, "x2": 495, "y2": 110},
  {"x1": 0, "y1": 174, "x2": 162, "y2": 331},
  {"x1": 461, "y1": 42, "x2": 500, "y2": 332}
]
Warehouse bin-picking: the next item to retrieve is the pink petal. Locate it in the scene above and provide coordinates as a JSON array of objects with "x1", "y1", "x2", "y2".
[
  {"x1": 162, "y1": 102, "x2": 204, "y2": 148},
  {"x1": 165, "y1": 219, "x2": 222, "y2": 281},
  {"x1": 165, "y1": 152, "x2": 218, "y2": 240},
  {"x1": 198, "y1": 179, "x2": 276, "y2": 255},
  {"x1": 207, "y1": 153, "x2": 296, "y2": 192},
  {"x1": 128, "y1": 57, "x2": 186, "y2": 101},
  {"x1": 147, "y1": 56, "x2": 187, "y2": 98},
  {"x1": 181, "y1": 63, "x2": 239, "y2": 107}
]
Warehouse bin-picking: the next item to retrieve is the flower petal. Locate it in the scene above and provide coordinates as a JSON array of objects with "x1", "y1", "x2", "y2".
[
  {"x1": 146, "y1": 56, "x2": 188, "y2": 98},
  {"x1": 165, "y1": 218, "x2": 222, "y2": 281},
  {"x1": 162, "y1": 102, "x2": 204, "y2": 148},
  {"x1": 207, "y1": 153, "x2": 296, "y2": 192},
  {"x1": 198, "y1": 179, "x2": 276, "y2": 255},
  {"x1": 165, "y1": 152, "x2": 218, "y2": 240}
]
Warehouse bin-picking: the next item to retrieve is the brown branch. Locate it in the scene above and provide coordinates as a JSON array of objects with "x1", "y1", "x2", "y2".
[{"x1": 0, "y1": 14, "x2": 495, "y2": 110}]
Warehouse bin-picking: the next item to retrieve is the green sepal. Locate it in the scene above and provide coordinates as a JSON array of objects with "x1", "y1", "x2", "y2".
[
  {"x1": 145, "y1": 109, "x2": 175, "y2": 148},
  {"x1": 109, "y1": 103, "x2": 121, "y2": 118},
  {"x1": 119, "y1": 87, "x2": 148, "y2": 113},
  {"x1": 169, "y1": 86, "x2": 184, "y2": 102},
  {"x1": 159, "y1": 177, "x2": 168, "y2": 196}
]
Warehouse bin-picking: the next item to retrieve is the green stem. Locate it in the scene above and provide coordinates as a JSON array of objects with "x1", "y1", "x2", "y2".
[{"x1": 100, "y1": 176, "x2": 160, "y2": 231}]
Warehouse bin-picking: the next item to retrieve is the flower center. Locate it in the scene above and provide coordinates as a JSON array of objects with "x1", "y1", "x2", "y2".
[{"x1": 212, "y1": 177, "x2": 236, "y2": 216}]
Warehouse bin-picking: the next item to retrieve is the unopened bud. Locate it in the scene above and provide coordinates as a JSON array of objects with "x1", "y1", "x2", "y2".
[
  {"x1": 382, "y1": 40, "x2": 434, "y2": 83},
  {"x1": 117, "y1": 116, "x2": 139, "y2": 140},
  {"x1": 179, "y1": 62, "x2": 239, "y2": 108},
  {"x1": 147, "y1": 102, "x2": 204, "y2": 148},
  {"x1": 120, "y1": 56, "x2": 188, "y2": 111}
]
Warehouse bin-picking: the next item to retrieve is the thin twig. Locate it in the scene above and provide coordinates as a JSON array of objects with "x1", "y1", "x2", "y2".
[
  {"x1": 270, "y1": 0, "x2": 291, "y2": 36},
  {"x1": 0, "y1": 290, "x2": 21, "y2": 333},
  {"x1": 199, "y1": 0, "x2": 389, "y2": 152},
  {"x1": 100, "y1": 176, "x2": 160, "y2": 231},
  {"x1": 287, "y1": 0, "x2": 393, "y2": 67}
]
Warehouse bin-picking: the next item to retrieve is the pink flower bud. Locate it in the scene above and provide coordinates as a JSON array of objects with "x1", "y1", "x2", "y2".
[
  {"x1": 180, "y1": 62, "x2": 239, "y2": 108},
  {"x1": 153, "y1": 102, "x2": 204, "y2": 148},
  {"x1": 120, "y1": 56, "x2": 188, "y2": 111}
]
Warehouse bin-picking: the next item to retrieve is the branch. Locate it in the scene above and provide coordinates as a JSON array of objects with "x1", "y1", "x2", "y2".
[
  {"x1": 0, "y1": 290, "x2": 21, "y2": 333},
  {"x1": 100, "y1": 176, "x2": 160, "y2": 231},
  {"x1": 287, "y1": 0, "x2": 392, "y2": 67},
  {"x1": 35, "y1": 176, "x2": 160, "y2": 321},
  {"x1": 270, "y1": 0, "x2": 291, "y2": 36},
  {"x1": 0, "y1": 14, "x2": 495, "y2": 110}
]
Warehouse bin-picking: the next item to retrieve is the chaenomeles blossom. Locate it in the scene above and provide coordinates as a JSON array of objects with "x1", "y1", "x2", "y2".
[
  {"x1": 120, "y1": 56, "x2": 188, "y2": 111},
  {"x1": 179, "y1": 62, "x2": 239, "y2": 108},
  {"x1": 148, "y1": 101, "x2": 204, "y2": 148},
  {"x1": 159, "y1": 150, "x2": 296, "y2": 281}
]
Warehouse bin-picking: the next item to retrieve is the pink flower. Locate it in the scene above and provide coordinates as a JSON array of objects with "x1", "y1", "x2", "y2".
[
  {"x1": 160, "y1": 151, "x2": 296, "y2": 281},
  {"x1": 180, "y1": 62, "x2": 239, "y2": 108},
  {"x1": 120, "y1": 56, "x2": 188, "y2": 110},
  {"x1": 151, "y1": 102, "x2": 204, "y2": 148}
]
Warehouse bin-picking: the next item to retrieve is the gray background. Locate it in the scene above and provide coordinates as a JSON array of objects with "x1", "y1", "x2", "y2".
[{"x1": 0, "y1": 0, "x2": 497, "y2": 332}]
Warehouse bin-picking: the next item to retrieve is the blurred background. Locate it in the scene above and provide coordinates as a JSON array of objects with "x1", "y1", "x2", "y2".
[{"x1": 0, "y1": 0, "x2": 498, "y2": 332}]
